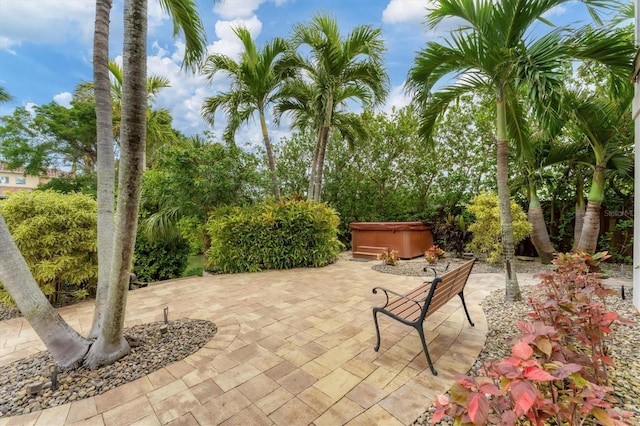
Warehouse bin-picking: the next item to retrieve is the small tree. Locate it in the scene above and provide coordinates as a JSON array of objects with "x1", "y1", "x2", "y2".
[
  {"x1": 467, "y1": 191, "x2": 532, "y2": 264},
  {"x1": 0, "y1": 190, "x2": 97, "y2": 305}
]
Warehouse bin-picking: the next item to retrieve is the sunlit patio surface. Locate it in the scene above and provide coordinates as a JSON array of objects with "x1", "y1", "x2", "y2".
[{"x1": 1, "y1": 253, "x2": 587, "y2": 426}]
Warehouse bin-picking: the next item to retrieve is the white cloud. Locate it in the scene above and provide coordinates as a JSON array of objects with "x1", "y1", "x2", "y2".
[
  {"x1": 382, "y1": 0, "x2": 434, "y2": 24},
  {"x1": 53, "y1": 92, "x2": 73, "y2": 108},
  {"x1": 209, "y1": 16, "x2": 263, "y2": 59},
  {"x1": 384, "y1": 84, "x2": 412, "y2": 113},
  {"x1": 214, "y1": 0, "x2": 264, "y2": 19},
  {"x1": 0, "y1": 0, "x2": 95, "y2": 49}
]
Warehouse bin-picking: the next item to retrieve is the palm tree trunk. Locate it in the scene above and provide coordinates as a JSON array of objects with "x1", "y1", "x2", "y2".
[
  {"x1": 528, "y1": 182, "x2": 555, "y2": 264},
  {"x1": 496, "y1": 89, "x2": 520, "y2": 302},
  {"x1": 85, "y1": 0, "x2": 147, "y2": 368},
  {"x1": 89, "y1": 0, "x2": 115, "y2": 340},
  {"x1": 576, "y1": 165, "x2": 605, "y2": 253},
  {"x1": 307, "y1": 129, "x2": 321, "y2": 201},
  {"x1": 0, "y1": 216, "x2": 90, "y2": 369},
  {"x1": 314, "y1": 125, "x2": 330, "y2": 202},
  {"x1": 572, "y1": 168, "x2": 586, "y2": 252},
  {"x1": 259, "y1": 110, "x2": 280, "y2": 200}
]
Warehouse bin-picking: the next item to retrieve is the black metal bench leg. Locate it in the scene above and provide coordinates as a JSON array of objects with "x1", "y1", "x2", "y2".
[
  {"x1": 372, "y1": 309, "x2": 382, "y2": 352},
  {"x1": 458, "y1": 291, "x2": 474, "y2": 327},
  {"x1": 416, "y1": 325, "x2": 437, "y2": 375}
]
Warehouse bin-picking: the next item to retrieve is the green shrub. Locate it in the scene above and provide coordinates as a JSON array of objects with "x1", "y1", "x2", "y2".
[
  {"x1": 205, "y1": 200, "x2": 344, "y2": 273},
  {"x1": 0, "y1": 190, "x2": 97, "y2": 305},
  {"x1": 466, "y1": 191, "x2": 532, "y2": 264},
  {"x1": 133, "y1": 234, "x2": 190, "y2": 283}
]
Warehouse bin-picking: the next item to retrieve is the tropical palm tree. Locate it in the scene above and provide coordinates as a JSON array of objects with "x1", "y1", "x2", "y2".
[
  {"x1": 278, "y1": 13, "x2": 388, "y2": 202},
  {"x1": 568, "y1": 87, "x2": 634, "y2": 253},
  {"x1": 0, "y1": 0, "x2": 210, "y2": 369},
  {"x1": 201, "y1": 27, "x2": 291, "y2": 200},
  {"x1": 406, "y1": 0, "x2": 630, "y2": 301},
  {"x1": 0, "y1": 87, "x2": 12, "y2": 103}
]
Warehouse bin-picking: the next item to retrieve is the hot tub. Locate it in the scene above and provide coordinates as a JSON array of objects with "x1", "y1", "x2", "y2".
[{"x1": 350, "y1": 222, "x2": 434, "y2": 260}]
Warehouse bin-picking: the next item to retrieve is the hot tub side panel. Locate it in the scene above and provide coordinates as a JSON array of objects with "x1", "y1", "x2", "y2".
[{"x1": 350, "y1": 222, "x2": 433, "y2": 260}]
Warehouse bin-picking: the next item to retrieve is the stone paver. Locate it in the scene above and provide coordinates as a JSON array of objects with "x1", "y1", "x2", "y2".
[{"x1": 0, "y1": 254, "x2": 560, "y2": 425}]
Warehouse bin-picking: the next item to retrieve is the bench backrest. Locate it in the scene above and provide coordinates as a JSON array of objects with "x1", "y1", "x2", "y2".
[{"x1": 423, "y1": 258, "x2": 475, "y2": 319}]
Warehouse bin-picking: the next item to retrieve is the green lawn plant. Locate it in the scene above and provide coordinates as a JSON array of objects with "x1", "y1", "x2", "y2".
[
  {"x1": 205, "y1": 199, "x2": 344, "y2": 273},
  {"x1": 0, "y1": 190, "x2": 97, "y2": 305},
  {"x1": 467, "y1": 192, "x2": 532, "y2": 264}
]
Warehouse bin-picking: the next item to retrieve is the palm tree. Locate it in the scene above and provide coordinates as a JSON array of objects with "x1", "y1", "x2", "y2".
[
  {"x1": 0, "y1": 0, "x2": 210, "y2": 369},
  {"x1": 406, "y1": 0, "x2": 630, "y2": 301},
  {"x1": 0, "y1": 87, "x2": 12, "y2": 103},
  {"x1": 278, "y1": 13, "x2": 388, "y2": 202},
  {"x1": 568, "y1": 87, "x2": 634, "y2": 253},
  {"x1": 201, "y1": 27, "x2": 291, "y2": 200}
]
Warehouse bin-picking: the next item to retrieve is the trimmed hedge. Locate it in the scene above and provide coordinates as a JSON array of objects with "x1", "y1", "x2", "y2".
[
  {"x1": 0, "y1": 190, "x2": 97, "y2": 305},
  {"x1": 205, "y1": 200, "x2": 344, "y2": 273},
  {"x1": 133, "y1": 234, "x2": 191, "y2": 283}
]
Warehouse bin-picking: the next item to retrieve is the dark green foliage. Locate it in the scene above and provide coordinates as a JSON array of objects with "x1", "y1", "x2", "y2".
[
  {"x1": 205, "y1": 199, "x2": 344, "y2": 273},
  {"x1": 37, "y1": 173, "x2": 98, "y2": 197},
  {"x1": 133, "y1": 234, "x2": 190, "y2": 283}
]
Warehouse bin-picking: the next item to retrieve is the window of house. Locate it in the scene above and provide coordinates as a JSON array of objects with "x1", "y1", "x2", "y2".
[
  {"x1": 15, "y1": 177, "x2": 26, "y2": 185},
  {"x1": 0, "y1": 176, "x2": 9, "y2": 184}
]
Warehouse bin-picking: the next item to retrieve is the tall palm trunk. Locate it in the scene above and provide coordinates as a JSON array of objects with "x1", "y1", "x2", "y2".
[
  {"x1": 85, "y1": 0, "x2": 147, "y2": 368},
  {"x1": 259, "y1": 109, "x2": 280, "y2": 200},
  {"x1": 313, "y1": 125, "x2": 331, "y2": 202},
  {"x1": 496, "y1": 88, "x2": 521, "y2": 302},
  {"x1": 89, "y1": 0, "x2": 115, "y2": 340},
  {"x1": 0, "y1": 216, "x2": 90, "y2": 369},
  {"x1": 576, "y1": 164, "x2": 605, "y2": 253},
  {"x1": 572, "y1": 168, "x2": 586, "y2": 251},
  {"x1": 307, "y1": 129, "x2": 321, "y2": 201},
  {"x1": 528, "y1": 181, "x2": 555, "y2": 264},
  {"x1": 310, "y1": 94, "x2": 333, "y2": 202}
]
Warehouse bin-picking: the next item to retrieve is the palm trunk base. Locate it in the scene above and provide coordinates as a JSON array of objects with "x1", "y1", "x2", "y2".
[{"x1": 83, "y1": 335, "x2": 131, "y2": 370}]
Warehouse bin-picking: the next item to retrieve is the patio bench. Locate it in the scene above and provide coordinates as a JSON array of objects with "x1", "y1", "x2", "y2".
[{"x1": 372, "y1": 258, "x2": 476, "y2": 375}]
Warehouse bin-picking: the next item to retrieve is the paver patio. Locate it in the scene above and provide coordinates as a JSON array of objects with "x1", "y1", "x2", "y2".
[{"x1": 1, "y1": 254, "x2": 549, "y2": 425}]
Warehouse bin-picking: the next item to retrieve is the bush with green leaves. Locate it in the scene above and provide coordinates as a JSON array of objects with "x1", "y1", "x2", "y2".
[
  {"x1": 466, "y1": 191, "x2": 532, "y2": 264},
  {"x1": 0, "y1": 190, "x2": 97, "y2": 305},
  {"x1": 133, "y1": 233, "x2": 191, "y2": 283},
  {"x1": 205, "y1": 199, "x2": 344, "y2": 273}
]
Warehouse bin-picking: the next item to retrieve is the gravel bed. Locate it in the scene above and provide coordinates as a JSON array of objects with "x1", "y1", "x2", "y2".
[{"x1": 0, "y1": 319, "x2": 217, "y2": 418}]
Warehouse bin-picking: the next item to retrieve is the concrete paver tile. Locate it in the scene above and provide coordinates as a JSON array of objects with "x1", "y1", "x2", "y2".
[
  {"x1": 213, "y1": 363, "x2": 261, "y2": 392},
  {"x1": 349, "y1": 404, "x2": 404, "y2": 426},
  {"x1": 219, "y1": 404, "x2": 272, "y2": 426},
  {"x1": 346, "y1": 381, "x2": 387, "y2": 409},
  {"x1": 236, "y1": 374, "x2": 279, "y2": 402},
  {"x1": 94, "y1": 377, "x2": 153, "y2": 413},
  {"x1": 165, "y1": 360, "x2": 196, "y2": 379},
  {"x1": 146, "y1": 379, "x2": 188, "y2": 405},
  {"x1": 297, "y1": 387, "x2": 333, "y2": 414},
  {"x1": 129, "y1": 414, "x2": 161, "y2": 426},
  {"x1": 191, "y1": 388, "x2": 251, "y2": 425},
  {"x1": 255, "y1": 387, "x2": 294, "y2": 416},
  {"x1": 146, "y1": 368, "x2": 176, "y2": 389},
  {"x1": 299, "y1": 360, "x2": 331, "y2": 379},
  {"x1": 313, "y1": 397, "x2": 363, "y2": 426},
  {"x1": 268, "y1": 397, "x2": 318, "y2": 426},
  {"x1": 101, "y1": 395, "x2": 154, "y2": 426},
  {"x1": 165, "y1": 413, "x2": 199, "y2": 426},
  {"x1": 189, "y1": 378, "x2": 224, "y2": 404},
  {"x1": 34, "y1": 403, "x2": 70, "y2": 425},
  {"x1": 67, "y1": 397, "x2": 98, "y2": 424},
  {"x1": 313, "y1": 368, "x2": 361, "y2": 402},
  {"x1": 276, "y1": 368, "x2": 317, "y2": 395},
  {"x1": 67, "y1": 415, "x2": 105, "y2": 426},
  {"x1": 379, "y1": 383, "x2": 431, "y2": 425},
  {"x1": 151, "y1": 389, "x2": 200, "y2": 424},
  {"x1": 263, "y1": 360, "x2": 296, "y2": 382},
  {"x1": 0, "y1": 411, "x2": 40, "y2": 426}
]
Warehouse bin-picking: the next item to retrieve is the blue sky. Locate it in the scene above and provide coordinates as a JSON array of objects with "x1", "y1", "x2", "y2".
[{"x1": 0, "y1": 0, "x2": 607, "y2": 146}]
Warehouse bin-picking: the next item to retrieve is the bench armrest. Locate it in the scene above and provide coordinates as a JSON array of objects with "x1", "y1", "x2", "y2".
[
  {"x1": 372, "y1": 286, "x2": 425, "y2": 310},
  {"x1": 422, "y1": 262, "x2": 451, "y2": 278}
]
